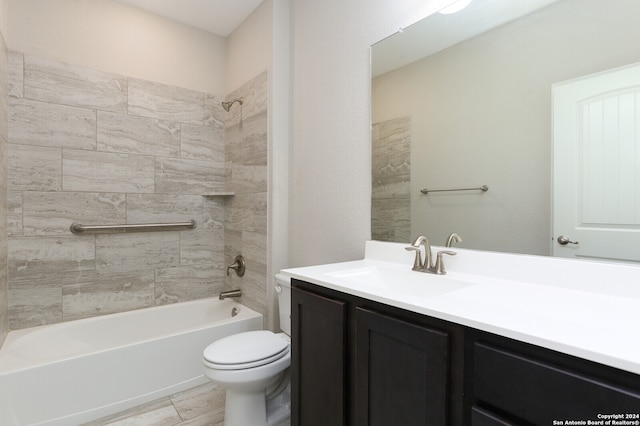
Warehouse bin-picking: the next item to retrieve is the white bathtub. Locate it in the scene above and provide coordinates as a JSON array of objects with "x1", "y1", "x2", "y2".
[{"x1": 0, "y1": 298, "x2": 263, "y2": 426}]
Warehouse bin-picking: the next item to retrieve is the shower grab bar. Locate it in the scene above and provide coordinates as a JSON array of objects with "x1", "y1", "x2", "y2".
[
  {"x1": 70, "y1": 220, "x2": 197, "y2": 234},
  {"x1": 420, "y1": 185, "x2": 489, "y2": 194}
]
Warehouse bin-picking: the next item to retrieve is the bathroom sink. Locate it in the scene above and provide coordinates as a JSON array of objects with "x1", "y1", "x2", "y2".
[{"x1": 324, "y1": 262, "x2": 474, "y2": 299}]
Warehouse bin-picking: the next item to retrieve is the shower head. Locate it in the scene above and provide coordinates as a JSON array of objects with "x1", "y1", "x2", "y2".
[{"x1": 222, "y1": 98, "x2": 243, "y2": 112}]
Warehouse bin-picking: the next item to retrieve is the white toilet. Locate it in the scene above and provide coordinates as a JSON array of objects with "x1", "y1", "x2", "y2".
[{"x1": 203, "y1": 274, "x2": 292, "y2": 426}]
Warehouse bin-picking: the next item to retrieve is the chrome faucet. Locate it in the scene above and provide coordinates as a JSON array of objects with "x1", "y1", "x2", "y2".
[
  {"x1": 405, "y1": 235, "x2": 456, "y2": 275},
  {"x1": 219, "y1": 289, "x2": 242, "y2": 300},
  {"x1": 446, "y1": 233, "x2": 462, "y2": 248},
  {"x1": 405, "y1": 235, "x2": 433, "y2": 272}
]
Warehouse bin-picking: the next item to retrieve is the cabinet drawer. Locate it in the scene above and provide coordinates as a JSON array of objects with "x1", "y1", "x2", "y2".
[
  {"x1": 471, "y1": 406, "x2": 514, "y2": 426},
  {"x1": 474, "y1": 343, "x2": 640, "y2": 424}
]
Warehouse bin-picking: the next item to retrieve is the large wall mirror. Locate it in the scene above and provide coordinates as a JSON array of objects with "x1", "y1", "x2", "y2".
[{"x1": 371, "y1": 0, "x2": 640, "y2": 263}]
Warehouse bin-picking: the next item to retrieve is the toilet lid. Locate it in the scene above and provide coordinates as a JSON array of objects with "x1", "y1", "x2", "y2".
[{"x1": 203, "y1": 330, "x2": 289, "y2": 369}]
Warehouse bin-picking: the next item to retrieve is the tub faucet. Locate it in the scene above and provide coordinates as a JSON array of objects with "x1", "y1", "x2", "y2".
[
  {"x1": 446, "y1": 233, "x2": 462, "y2": 247},
  {"x1": 219, "y1": 289, "x2": 242, "y2": 300}
]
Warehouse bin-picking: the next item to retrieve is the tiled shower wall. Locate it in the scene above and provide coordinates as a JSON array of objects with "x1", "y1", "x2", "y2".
[
  {"x1": 0, "y1": 31, "x2": 8, "y2": 344},
  {"x1": 6, "y1": 53, "x2": 230, "y2": 330},
  {"x1": 371, "y1": 116, "x2": 411, "y2": 243},
  {"x1": 223, "y1": 72, "x2": 268, "y2": 317}
]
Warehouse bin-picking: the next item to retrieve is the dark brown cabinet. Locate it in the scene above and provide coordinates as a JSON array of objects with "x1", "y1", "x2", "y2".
[
  {"x1": 354, "y1": 307, "x2": 450, "y2": 425},
  {"x1": 292, "y1": 279, "x2": 640, "y2": 426},
  {"x1": 290, "y1": 286, "x2": 347, "y2": 426},
  {"x1": 292, "y1": 279, "x2": 465, "y2": 426},
  {"x1": 470, "y1": 338, "x2": 640, "y2": 425}
]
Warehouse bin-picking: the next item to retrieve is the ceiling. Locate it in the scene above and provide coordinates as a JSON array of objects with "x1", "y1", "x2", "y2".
[{"x1": 116, "y1": 0, "x2": 264, "y2": 37}]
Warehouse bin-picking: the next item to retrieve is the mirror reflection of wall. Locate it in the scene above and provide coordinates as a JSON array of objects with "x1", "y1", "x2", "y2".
[
  {"x1": 372, "y1": 0, "x2": 640, "y2": 256},
  {"x1": 371, "y1": 116, "x2": 411, "y2": 242}
]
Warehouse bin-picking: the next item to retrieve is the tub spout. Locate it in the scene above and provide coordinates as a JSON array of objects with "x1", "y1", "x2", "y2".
[{"x1": 219, "y1": 289, "x2": 242, "y2": 300}]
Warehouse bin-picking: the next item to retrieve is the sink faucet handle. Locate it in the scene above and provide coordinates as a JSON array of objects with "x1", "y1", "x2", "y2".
[
  {"x1": 405, "y1": 246, "x2": 423, "y2": 271},
  {"x1": 432, "y1": 250, "x2": 456, "y2": 275},
  {"x1": 446, "y1": 233, "x2": 462, "y2": 248}
]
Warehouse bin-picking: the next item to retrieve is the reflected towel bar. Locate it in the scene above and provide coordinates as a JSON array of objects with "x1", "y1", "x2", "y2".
[
  {"x1": 70, "y1": 220, "x2": 197, "y2": 234},
  {"x1": 420, "y1": 185, "x2": 489, "y2": 194}
]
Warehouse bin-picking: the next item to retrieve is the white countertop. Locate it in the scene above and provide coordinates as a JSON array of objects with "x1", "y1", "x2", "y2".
[{"x1": 282, "y1": 241, "x2": 640, "y2": 375}]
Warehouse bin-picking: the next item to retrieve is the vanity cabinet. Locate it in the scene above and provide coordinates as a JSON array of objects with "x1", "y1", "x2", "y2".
[
  {"x1": 291, "y1": 279, "x2": 466, "y2": 426},
  {"x1": 290, "y1": 285, "x2": 348, "y2": 426},
  {"x1": 354, "y1": 307, "x2": 450, "y2": 425},
  {"x1": 291, "y1": 279, "x2": 640, "y2": 425},
  {"x1": 469, "y1": 332, "x2": 640, "y2": 425}
]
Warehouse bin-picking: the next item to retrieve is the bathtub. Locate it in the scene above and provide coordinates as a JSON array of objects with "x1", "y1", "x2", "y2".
[{"x1": 0, "y1": 298, "x2": 263, "y2": 426}]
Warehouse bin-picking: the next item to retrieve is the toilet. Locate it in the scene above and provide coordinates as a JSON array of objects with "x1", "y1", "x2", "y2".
[{"x1": 203, "y1": 274, "x2": 292, "y2": 426}]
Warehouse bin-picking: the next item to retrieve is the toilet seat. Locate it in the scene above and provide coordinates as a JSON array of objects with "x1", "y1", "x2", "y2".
[{"x1": 203, "y1": 330, "x2": 290, "y2": 370}]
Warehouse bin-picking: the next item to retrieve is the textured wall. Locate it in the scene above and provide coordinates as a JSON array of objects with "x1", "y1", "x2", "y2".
[
  {"x1": 7, "y1": 53, "x2": 227, "y2": 329},
  {"x1": 289, "y1": 0, "x2": 451, "y2": 267},
  {"x1": 7, "y1": 0, "x2": 227, "y2": 95},
  {"x1": 223, "y1": 71, "x2": 269, "y2": 317},
  {"x1": 0, "y1": 21, "x2": 8, "y2": 345}
]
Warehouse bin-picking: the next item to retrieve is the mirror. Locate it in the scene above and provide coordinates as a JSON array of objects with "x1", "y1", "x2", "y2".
[{"x1": 371, "y1": 0, "x2": 640, "y2": 258}]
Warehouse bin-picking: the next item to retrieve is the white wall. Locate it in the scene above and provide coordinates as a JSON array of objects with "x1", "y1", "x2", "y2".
[
  {"x1": 7, "y1": 0, "x2": 226, "y2": 95},
  {"x1": 289, "y1": 0, "x2": 451, "y2": 266},
  {"x1": 0, "y1": 0, "x2": 7, "y2": 40},
  {"x1": 227, "y1": 0, "x2": 291, "y2": 330}
]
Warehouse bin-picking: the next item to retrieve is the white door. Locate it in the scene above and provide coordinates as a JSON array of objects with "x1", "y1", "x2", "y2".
[{"x1": 553, "y1": 62, "x2": 640, "y2": 262}]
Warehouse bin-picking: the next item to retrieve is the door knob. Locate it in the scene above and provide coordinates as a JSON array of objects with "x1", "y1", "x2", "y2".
[{"x1": 557, "y1": 235, "x2": 579, "y2": 245}]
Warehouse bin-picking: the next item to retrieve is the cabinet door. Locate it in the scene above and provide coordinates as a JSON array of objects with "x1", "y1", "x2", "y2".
[
  {"x1": 354, "y1": 307, "x2": 450, "y2": 426},
  {"x1": 291, "y1": 286, "x2": 347, "y2": 426}
]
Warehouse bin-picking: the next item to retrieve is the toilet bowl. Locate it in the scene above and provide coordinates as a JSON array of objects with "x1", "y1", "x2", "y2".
[{"x1": 203, "y1": 274, "x2": 292, "y2": 426}]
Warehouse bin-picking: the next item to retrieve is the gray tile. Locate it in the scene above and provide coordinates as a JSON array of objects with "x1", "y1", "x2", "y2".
[
  {"x1": 23, "y1": 55, "x2": 127, "y2": 112},
  {"x1": 82, "y1": 398, "x2": 181, "y2": 426},
  {"x1": 0, "y1": 133, "x2": 7, "y2": 186},
  {"x1": 179, "y1": 227, "x2": 224, "y2": 267},
  {"x1": 9, "y1": 98, "x2": 97, "y2": 149},
  {"x1": 202, "y1": 197, "x2": 226, "y2": 230},
  {"x1": 155, "y1": 264, "x2": 221, "y2": 305},
  {"x1": 371, "y1": 116, "x2": 411, "y2": 190},
  {"x1": 8, "y1": 287, "x2": 62, "y2": 329},
  {"x1": 62, "y1": 270, "x2": 155, "y2": 320},
  {"x1": 8, "y1": 143, "x2": 62, "y2": 191},
  {"x1": 224, "y1": 71, "x2": 268, "y2": 127},
  {"x1": 225, "y1": 192, "x2": 267, "y2": 233},
  {"x1": 128, "y1": 78, "x2": 205, "y2": 125},
  {"x1": 22, "y1": 192, "x2": 126, "y2": 235},
  {"x1": 155, "y1": 157, "x2": 224, "y2": 194},
  {"x1": 63, "y1": 149, "x2": 155, "y2": 193},
  {"x1": 8, "y1": 236, "x2": 96, "y2": 288},
  {"x1": 96, "y1": 232, "x2": 179, "y2": 274},
  {"x1": 181, "y1": 123, "x2": 223, "y2": 161},
  {"x1": 224, "y1": 110, "x2": 267, "y2": 166},
  {"x1": 97, "y1": 111, "x2": 180, "y2": 157},
  {"x1": 204, "y1": 94, "x2": 225, "y2": 128},
  {"x1": 241, "y1": 230, "x2": 267, "y2": 267},
  {"x1": 126, "y1": 193, "x2": 203, "y2": 224},
  {"x1": 371, "y1": 196, "x2": 411, "y2": 243},
  {"x1": 227, "y1": 163, "x2": 267, "y2": 194},
  {"x1": 8, "y1": 50, "x2": 23, "y2": 98},
  {"x1": 170, "y1": 382, "x2": 225, "y2": 422},
  {"x1": 7, "y1": 191, "x2": 22, "y2": 235}
]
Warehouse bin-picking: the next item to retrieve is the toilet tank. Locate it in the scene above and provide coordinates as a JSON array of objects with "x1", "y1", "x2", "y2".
[{"x1": 275, "y1": 273, "x2": 292, "y2": 335}]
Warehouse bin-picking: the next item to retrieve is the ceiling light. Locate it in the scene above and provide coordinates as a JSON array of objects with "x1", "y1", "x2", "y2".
[{"x1": 438, "y1": 0, "x2": 472, "y2": 15}]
